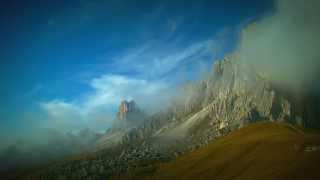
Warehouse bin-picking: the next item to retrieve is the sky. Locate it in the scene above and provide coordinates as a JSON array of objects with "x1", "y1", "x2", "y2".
[{"x1": 0, "y1": 0, "x2": 273, "y2": 146}]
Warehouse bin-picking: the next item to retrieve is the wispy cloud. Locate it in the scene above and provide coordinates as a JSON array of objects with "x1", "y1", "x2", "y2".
[
  {"x1": 106, "y1": 38, "x2": 216, "y2": 80},
  {"x1": 40, "y1": 74, "x2": 169, "y2": 131},
  {"x1": 83, "y1": 74, "x2": 169, "y2": 110},
  {"x1": 40, "y1": 100, "x2": 84, "y2": 130}
]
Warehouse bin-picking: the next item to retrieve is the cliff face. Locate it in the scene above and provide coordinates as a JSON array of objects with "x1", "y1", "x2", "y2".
[
  {"x1": 191, "y1": 56, "x2": 319, "y2": 133},
  {"x1": 117, "y1": 100, "x2": 139, "y2": 121},
  {"x1": 113, "y1": 100, "x2": 145, "y2": 129},
  {"x1": 121, "y1": 56, "x2": 317, "y2": 148},
  {"x1": 96, "y1": 100, "x2": 146, "y2": 149},
  {"x1": 184, "y1": 57, "x2": 293, "y2": 141}
]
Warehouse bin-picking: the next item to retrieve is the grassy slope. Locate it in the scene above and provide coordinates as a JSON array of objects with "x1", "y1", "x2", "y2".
[{"x1": 116, "y1": 122, "x2": 320, "y2": 180}]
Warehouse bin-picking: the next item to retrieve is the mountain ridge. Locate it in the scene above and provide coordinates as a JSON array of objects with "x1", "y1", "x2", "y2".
[{"x1": 13, "y1": 56, "x2": 320, "y2": 179}]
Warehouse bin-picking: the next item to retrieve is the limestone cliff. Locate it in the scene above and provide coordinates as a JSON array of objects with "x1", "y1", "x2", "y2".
[
  {"x1": 117, "y1": 100, "x2": 139, "y2": 121},
  {"x1": 96, "y1": 100, "x2": 146, "y2": 149},
  {"x1": 121, "y1": 56, "x2": 319, "y2": 148}
]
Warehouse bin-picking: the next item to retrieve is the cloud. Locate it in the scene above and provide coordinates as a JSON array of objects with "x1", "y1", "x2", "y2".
[
  {"x1": 106, "y1": 38, "x2": 217, "y2": 80},
  {"x1": 84, "y1": 74, "x2": 170, "y2": 110},
  {"x1": 236, "y1": 0, "x2": 320, "y2": 94},
  {"x1": 40, "y1": 74, "x2": 170, "y2": 132},
  {"x1": 40, "y1": 100, "x2": 84, "y2": 131}
]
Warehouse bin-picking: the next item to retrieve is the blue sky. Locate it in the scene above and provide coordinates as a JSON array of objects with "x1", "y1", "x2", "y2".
[{"x1": 0, "y1": 0, "x2": 273, "y2": 143}]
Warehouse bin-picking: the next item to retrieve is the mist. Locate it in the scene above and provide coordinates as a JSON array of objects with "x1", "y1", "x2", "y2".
[{"x1": 236, "y1": 0, "x2": 320, "y2": 95}]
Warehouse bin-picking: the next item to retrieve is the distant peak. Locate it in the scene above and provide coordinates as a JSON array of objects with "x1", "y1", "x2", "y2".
[{"x1": 117, "y1": 100, "x2": 139, "y2": 121}]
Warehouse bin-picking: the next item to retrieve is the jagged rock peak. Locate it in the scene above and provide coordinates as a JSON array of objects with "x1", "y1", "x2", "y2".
[{"x1": 117, "y1": 100, "x2": 139, "y2": 121}]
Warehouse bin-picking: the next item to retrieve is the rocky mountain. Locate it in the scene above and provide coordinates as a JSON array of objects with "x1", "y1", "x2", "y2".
[
  {"x1": 117, "y1": 100, "x2": 138, "y2": 121},
  {"x1": 95, "y1": 100, "x2": 147, "y2": 149},
  {"x1": 21, "y1": 56, "x2": 320, "y2": 179},
  {"x1": 116, "y1": 100, "x2": 145, "y2": 127},
  {"x1": 120, "y1": 55, "x2": 317, "y2": 150}
]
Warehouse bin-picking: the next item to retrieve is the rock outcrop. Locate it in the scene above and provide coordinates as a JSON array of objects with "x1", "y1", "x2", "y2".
[
  {"x1": 117, "y1": 100, "x2": 140, "y2": 121},
  {"x1": 96, "y1": 100, "x2": 146, "y2": 149},
  {"x1": 114, "y1": 100, "x2": 146, "y2": 129}
]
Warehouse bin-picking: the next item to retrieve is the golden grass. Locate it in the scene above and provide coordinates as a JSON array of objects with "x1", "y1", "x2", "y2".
[{"x1": 135, "y1": 122, "x2": 320, "y2": 180}]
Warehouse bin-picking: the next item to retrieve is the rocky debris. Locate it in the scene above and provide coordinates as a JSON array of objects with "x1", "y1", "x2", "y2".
[
  {"x1": 28, "y1": 141, "x2": 171, "y2": 180},
  {"x1": 120, "y1": 111, "x2": 174, "y2": 144}
]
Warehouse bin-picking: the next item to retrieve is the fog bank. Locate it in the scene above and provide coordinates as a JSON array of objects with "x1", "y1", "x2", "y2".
[{"x1": 237, "y1": 0, "x2": 320, "y2": 95}]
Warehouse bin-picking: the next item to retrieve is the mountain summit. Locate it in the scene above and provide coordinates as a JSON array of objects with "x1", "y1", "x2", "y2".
[
  {"x1": 95, "y1": 100, "x2": 146, "y2": 149},
  {"x1": 115, "y1": 100, "x2": 146, "y2": 127},
  {"x1": 117, "y1": 100, "x2": 140, "y2": 121}
]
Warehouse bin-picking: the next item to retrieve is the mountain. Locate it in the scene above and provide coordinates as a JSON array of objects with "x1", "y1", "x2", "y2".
[
  {"x1": 95, "y1": 100, "x2": 147, "y2": 149},
  {"x1": 119, "y1": 56, "x2": 319, "y2": 150},
  {"x1": 115, "y1": 100, "x2": 146, "y2": 128},
  {"x1": 17, "y1": 56, "x2": 320, "y2": 179}
]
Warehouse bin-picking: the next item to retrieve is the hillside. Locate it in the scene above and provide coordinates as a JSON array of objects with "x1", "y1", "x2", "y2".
[{"x1": 116, "y1": 122, "x2": 320, "y2": 180}]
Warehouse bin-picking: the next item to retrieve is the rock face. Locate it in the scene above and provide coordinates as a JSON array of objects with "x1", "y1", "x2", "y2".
[
  {"x1": 120, "y1": 56, "x2": 318, "y2": 149},
  {"x1": 182, "y1": 57, "x2": 293, "y2": 141},
  {"x1": 114, "y1": 100, "x2": 145, "y2": 128},
  {"x1": 117, "y1": 100, "x2": 139, "y2": 121},
  {"x1": 95, "y1": 100, "x2": 146, "y2": 149}
]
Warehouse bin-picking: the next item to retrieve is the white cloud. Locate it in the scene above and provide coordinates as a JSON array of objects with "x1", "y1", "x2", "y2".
[
  {"x1": 40, "y1": 74, "x2": 169, "y2": 132},
  {"x1": 107, "y1": 39, "x2": 216, "y2": 80},
  {"x1": 41, "y1": 100, "x2": 80, "y2": 117},
  {"x1": 40, "y1": 100, "x2": 84, "y2": 131},
  {"x1": 150, "y1": 40, "x2": 213, "y2": 76},
  {"x1": 236, "y1": 0, "x2": 320, "y2": 93},
  {"x1": 84, "y1": 74, "x2": 169, "y2": 111}
]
